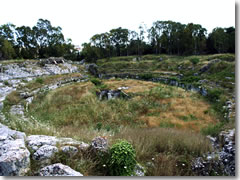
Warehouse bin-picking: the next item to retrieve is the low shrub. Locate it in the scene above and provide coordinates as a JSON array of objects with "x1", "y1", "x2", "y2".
[
  {"x1": 35, "y1": 77, "x2": 44, "y2": 84},
  {"x1": 201, "y1": 122, "x2": 224, "y2": 137},
  {"x1": 3, "y1": 80, "x2": 9, "y2": 86},
  {"x1": 108, "y1": 140, "x2": 137, "y2": 176},
  {"x1": 91, "y1": 78, "x2": 102, "y2": 86},
  {"x1": 190, "y1": 58, "x2": 200, "y2": 65},
  {"x1": 139, "y1": 73, "x2": 153, "y2": 80},
  {"x1": 206, "y1": 88, "x2": 223, "y2": 103},
  {"x1": 181, "y1": 76, "x2": 201, "y2": 83}
]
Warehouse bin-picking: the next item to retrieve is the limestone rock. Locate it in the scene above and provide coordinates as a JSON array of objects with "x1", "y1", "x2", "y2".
[
  {"x1": 60, "y1": 146, "x2": 78, "y2": 157},
  {"x1": 33, "y1": 145, "x2": 58, "y2": 161},
  {"x1": 26, "y1": 135, "x2": 58, "y2": 152},
  {"x1": 96, "y1": 89, "x2": 130, "y2": 100},
  {"x1": 0, "y1": 123, "x2": 30, "y2": 176},
  {"x1": 79, "y1": 142, "x2": 90, "y2": 151},
  {"x1": 85, "y1": 63, "x2": 98, "y2": 77},
  {"x1": 89, "y1": 136, "x2": 108, "y2": 155},
  {"x1": 132, "y1": 163, "x2": 145, "y2": 176},
  {"x1": 39, "y1": 163, "x2": 83, "y2": 176},
  {"x1": 27, "y1": 135, "x2": 88, "y2": 153}
]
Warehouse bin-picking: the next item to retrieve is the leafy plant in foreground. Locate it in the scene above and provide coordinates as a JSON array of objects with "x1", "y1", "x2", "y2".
[{"x1": 108, "y1": 140, "x2": 136, "y2": 176}]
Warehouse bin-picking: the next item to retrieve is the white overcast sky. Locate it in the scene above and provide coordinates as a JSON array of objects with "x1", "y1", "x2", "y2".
[{"x1": 0, "y1": 0, "x2": 235, "y2": 46}]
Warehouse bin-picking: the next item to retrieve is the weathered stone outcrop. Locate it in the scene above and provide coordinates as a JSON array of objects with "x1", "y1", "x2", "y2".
[
  {"x1": 26, "y1": 135, "x2": 89, "y2": 167},
  {"x1": 0, "y1": 123, "x2": 30, "y2": 176},
  {"x1": 33, "y1": 145, "x2": 59, "y2": 161},
  {"x1": 192, "y1": 129, "x2": 235, "y2": 176},
  {"x1": 60, "y1": 146, "x2": 78, "y2": 157},
  {"x1": 38, "y1": 57, "x2": 65, "y2": 66},
  {"x1": 89, "y1": 136, "x2": 108, "y2": 156},
  {"x1": 38, "y1": 163, "x2": 83, "y2": 176},
  {"x1": 199, "y1": 59, "x2": 221, "y2": 74},
  {"x1": 96, "y1": 89, "x2": 130, "y2": 100},
  {"x1": 0, "y1": 59, "x2": 79, "y2": 82},
  {"x1": 85, "y1": 63, "x2": 99, "y2": 77}
]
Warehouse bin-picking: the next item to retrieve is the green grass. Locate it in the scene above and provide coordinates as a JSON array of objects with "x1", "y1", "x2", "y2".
[
  {"x1": 201, "y1": 122, "x2": 225, "y2": 137},
  {"x1": 1, "y1": 54, "x2": 235, "y2": 176},
  {"x1": 179, "y1": 114, "x2": 198, "y2": 122},
  {"x1": 3, "y1": 80, "x2": 9, "y2": 86}
]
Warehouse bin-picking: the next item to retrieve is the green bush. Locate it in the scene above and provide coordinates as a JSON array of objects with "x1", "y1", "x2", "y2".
[
  {"x1": 206, "y1": 88, "x2": 223, "y2": 103},
  {"x1": 139, "y1": 73, "x2": 153, "y2": 80},
  {"x1": 95, "y1": 122, "x2": 102, "y2": 131},
  {"x1": 108, "y1": 140, "x2": 136, "y2": 176},
  {"x1": 35, "y1": 78, "x2": 44, "y2": 84},
  {"x1": 201, "y1": 122, "x2": 224, "y2": 137},
  {"x1": 3, "y1": 80, "x2": 9, "y2": 86},
  {"x1": 181, "y1": 76, "x2": 201, "y2": 83},
  {"x1": 189, "y1": 58, "x2": 200, "y2": 65},
  {"x1": 91, "y1": 78, "x2": 102, "y2": 86}
]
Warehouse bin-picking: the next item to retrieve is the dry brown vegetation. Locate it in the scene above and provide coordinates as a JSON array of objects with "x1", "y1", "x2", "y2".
[{"x1": 3, "y1": 79, "x2": 218, "y2": 176}]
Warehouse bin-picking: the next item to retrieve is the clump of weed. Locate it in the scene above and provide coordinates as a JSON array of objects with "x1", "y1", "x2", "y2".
[
  {"x1": 139, "y1": 73, "x2": 153, "y2": 80},
  {"x1": 35, "y1": 77, "x2": 44, "y2": 84},
  {"x1": 189, "y1": 58, "x2": 200, "y2": 65},
  {"x1": 108, "y1": 139, "x2": 137, "y2": 176},
  {"x1": 206, "y1": 88, "x2": 223, "y2": 103},
  {"x1": 201, "y1": 122, "x2": 225, "y2": 137},
  {"x1": 91, "y1": 78, "x2": 108, "y2": 90},
  {"x1": 3, "y1": 80, "x2": 10, "y2": 86}
]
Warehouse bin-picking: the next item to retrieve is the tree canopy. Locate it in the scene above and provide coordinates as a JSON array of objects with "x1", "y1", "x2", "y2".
[
  {"x1": 0, "y1": 19, "x2": 235, "y2": 61},
  {"x1": 0, "y1": 19, "x2": 78, "y2": 60},
  {"x1": 80, "y1": 20, "x2": 234, "y2": 62}
]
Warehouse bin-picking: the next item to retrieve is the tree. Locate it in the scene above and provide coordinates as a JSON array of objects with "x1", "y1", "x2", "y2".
[
  {"x1": 0, "y1": 23, "x2": 16, "y2": 45},
  {"x1": 225, "y1": 27, "x2": 235, "y2": 53},
  {"x1": 16, "y1": 26, "x2": 38, "y2": 58},
  {"x1": 0, "y1": 39, "x2": 16, "y2": 60},
  {"x1": 207, "y1": 27, "x2": 229, "y2": 54},
  {"x1": 182, "y1": 23, "x2": 207, "y2": 55},
  {"x1": 33, "y1": 19, "x2": 65, "y2": 58},
  {"x1": 110, "y1": 27, "x2": 129, "y2": 56},
  {"x1": 0, "y1": 23, "x2": 17, "y2": 59},
  {"x1": 80, "y1": 43, "x2": 98, "y2": 63}
]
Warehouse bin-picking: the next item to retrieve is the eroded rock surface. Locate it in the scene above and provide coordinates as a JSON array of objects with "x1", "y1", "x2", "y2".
[
  {"x1": 39, "y1": 163, "x2": 83, "y2": 176},
  {"x1": 26, "y1": 135, "x2": 89, "y2": 167},
  {"x1": 192, "y1": 129, "x2": 235, "y2": 176},
  {"x1": 96, "y1": 89, "x2": 130, "y2": 100},
  {"x1": 0, "y1": 123, "x2": 30, "y2": 176}
]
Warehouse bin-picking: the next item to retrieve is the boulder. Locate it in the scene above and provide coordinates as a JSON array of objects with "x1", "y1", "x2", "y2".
[
  {"x1": 60, "y1": 146, "x2": 78, "y2": 157},
  {"x1": 132, "y1": 163, "x2": 145, "y2": 176},
  {"x1": 39, "y1": 163, "x2": 83, "y2": 176},
  {"x1": 0, "y1": 123, "x2": 30, "y2": 176},
  {"x1": 33, "y1": 145, "x2": 58, "y2": 161},
  {"x1": 78, "y1": 142, "x2": 90, "y2": 151},
  {"x1": 192, "y1": 129, "x2": 235, "y2": 176},
  {"x1": 85, "y1": 63, "x2": 98, "y2": 77},
  {"x1": 96, "y1": 89, "x2": 130, "y2": 100},
  {"x1": 27, "y1": 135, "x2": 88, "y2": 152},
  {"x1": 39, "y1": 57, "x2": 65, "y2": 66},
  {"x1": 26, "y1": 135, "x2": 59, "y2": 152},
  {"x1": 199, "y1": 59, "x2": 221, "y2": 74},
  {"x1": 89, "y1": 136, "x2": 108, "y2": 156},
  {"x1": 79, "y1": 59, "x2": 85, "y2": 65}
]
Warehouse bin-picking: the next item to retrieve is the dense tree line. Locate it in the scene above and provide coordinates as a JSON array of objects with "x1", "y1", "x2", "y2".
[
  {"x1": 81, "y1": 21, "x2": 235, "y2": 62},
  {"x1": 0, "y1": 19, "x2": 78, "y2": 60},
  {"x1": 0, "y1": 19, "x2": 235, "y2": 62}
]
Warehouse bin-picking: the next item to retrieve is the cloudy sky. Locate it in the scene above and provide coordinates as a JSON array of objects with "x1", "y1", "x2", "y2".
[{"x1": 0, "y1": 0, "x2": 235, "y2": 46}]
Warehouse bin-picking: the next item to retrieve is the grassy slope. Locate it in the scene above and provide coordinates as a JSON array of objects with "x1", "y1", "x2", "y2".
[{"x1": 1, "y1": 54, "x2": 235, "y2": 176}]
